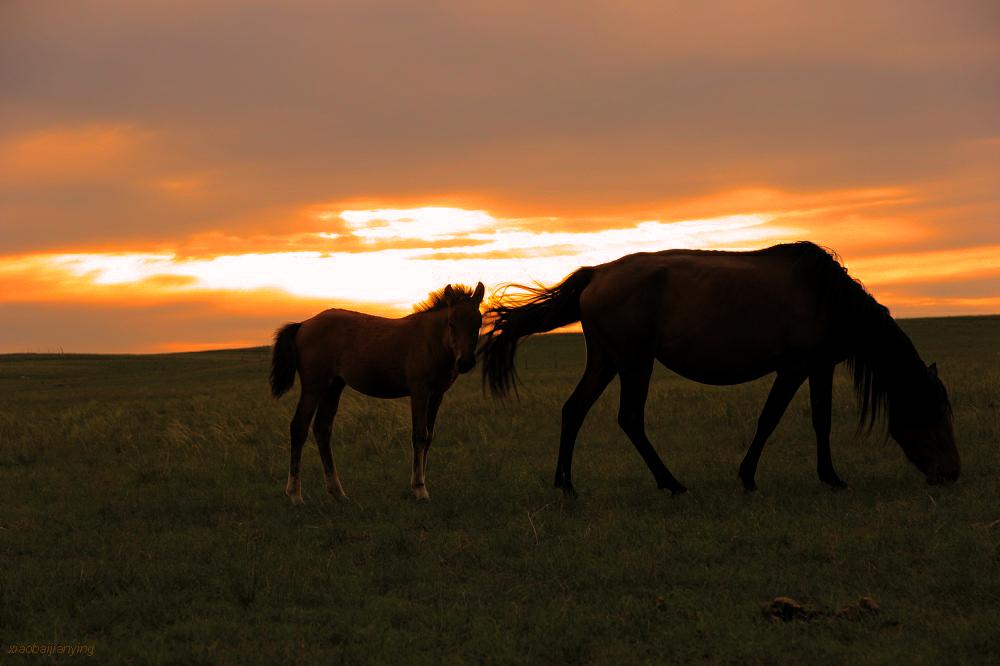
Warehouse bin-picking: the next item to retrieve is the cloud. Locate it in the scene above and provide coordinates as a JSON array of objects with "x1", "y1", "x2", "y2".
[
  {"x1": 0, "y1": 124, "x2": 150, "y2": 184},
  {"x1": 1, "y1": 1, "x2": 997, "y2": 252},
  {"x1": 340, "y1": 207, "x2": 495, "y2": 242},
  {"x1": 0, "y1": 209, "x2": 790, "y2": 311},
  {"x1": 0, "y1": 1, "x2": 997, "y2": 350},
  {"x1": 0, "y1": 298, "x2": 313, "y2": 354},
  {"x1": 846, "y1": 245, "x2": 1000, "y2": 286},
  {"x1": 1, "y1": 200, "x2": 995, "y2": 343}
]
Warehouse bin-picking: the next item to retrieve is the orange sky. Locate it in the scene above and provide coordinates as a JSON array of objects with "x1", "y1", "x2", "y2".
[{"x1": 1, "y1": 1, "x2": 998, "y2": 352}]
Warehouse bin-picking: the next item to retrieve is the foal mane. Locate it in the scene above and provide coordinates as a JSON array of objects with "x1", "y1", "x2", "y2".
[{"x1": 413, "y1": 284, "x2": 478, "y2": 313}]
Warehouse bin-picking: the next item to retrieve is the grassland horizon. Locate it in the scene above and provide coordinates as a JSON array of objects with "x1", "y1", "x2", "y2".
[
  {"x1": 4, "y1": 313, "x2": 997, "y2": 358},
  {"x1": 2, "y1": 314, "x2": 997, "y2": 663}
]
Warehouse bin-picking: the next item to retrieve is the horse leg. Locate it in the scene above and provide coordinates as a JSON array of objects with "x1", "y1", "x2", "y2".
[
  {"x1": 286, "y1": 390, "x2": 320, "y2": 504},
  {"x1": 555, "y1": 343, "x2": 615, "y2": 497},
  {"x1": 419, "y1": 391, "x2": 444, "y2": 499},
  {"x1": 409, "y1": 391, "x2": 433, "y2": 501},
  {"x1": 313, "y1": 379, "x2": 348, "y2": 499},
  {"x1": 617, "y1": 359, "x2": 687, "y2": 494},
  {"x1": 426, "y1": 390, "x2": 444, "y2": 435},
  {"x1": 738, "y1": 369, "x2": 807, "y2": 491},
  {"x1": 810, "y1": 363, "x2": 847, "y2": 489}
]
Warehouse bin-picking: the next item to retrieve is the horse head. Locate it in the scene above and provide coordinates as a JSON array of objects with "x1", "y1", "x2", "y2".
[
  {"x1": 444, "y1": 282, "x2": 485, "y2": 374},
  {"x1": 889, "y1": 362, "x2": 960, "y2": 485}
]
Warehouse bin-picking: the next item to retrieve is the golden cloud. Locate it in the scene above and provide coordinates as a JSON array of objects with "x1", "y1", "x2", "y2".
[{"x1": 0, "y1": 124, "x2": 152, "y2": 185}]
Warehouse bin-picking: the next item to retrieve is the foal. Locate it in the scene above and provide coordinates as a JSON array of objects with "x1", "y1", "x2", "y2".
[{"x1": 271, "y1": 282, "x2": 485, "y2": 502}]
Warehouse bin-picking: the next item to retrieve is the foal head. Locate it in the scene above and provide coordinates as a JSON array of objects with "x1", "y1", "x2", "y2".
[{"x1": 441, "y1": 282, "x2": 485, "y2": 373}]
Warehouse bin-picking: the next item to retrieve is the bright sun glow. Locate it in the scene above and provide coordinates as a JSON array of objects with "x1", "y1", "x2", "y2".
[
  {"x1": 4, "y1": 208, "x2": 805, "y2": 311},
  {"x1": 3, "y1": 203, "x2": 998, "y2": 346}
]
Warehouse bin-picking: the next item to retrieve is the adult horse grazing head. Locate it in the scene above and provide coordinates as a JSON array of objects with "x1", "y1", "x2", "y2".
[
  {"x1": 845, "y1": 303, "x2": 959, "y2": 486},
  {"x1": 270, "y1": 281, "x2": 485, "y2": 503},
  {"x1": 883, "y1": 362, "x2": 959, "y2": 485}
]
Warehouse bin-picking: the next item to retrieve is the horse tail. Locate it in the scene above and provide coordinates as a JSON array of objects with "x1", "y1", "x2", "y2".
[
  {"x1": 270, "y1": 322, "x2": 302, "y2": 398},
  {"x1": 481, "y1": 267, "x2": 596, "y2": 397}
]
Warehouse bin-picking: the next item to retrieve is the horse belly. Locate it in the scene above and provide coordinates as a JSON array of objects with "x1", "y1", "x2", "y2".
[
  {"x1": 655, "y1": 282, "x2": 812, "y2": 385},
  {"x1": 312, "y1": 316, "x2": 410, "y2": 398},
  {"x1": 340, "y1": 366, "x2": 410, "y2": 399},
  {"x1": 350, "y1": 383, "x2": 410, "y2": 400},
  {"x1": 658, "y1": 343, "x2": 781, "y2": 385}
]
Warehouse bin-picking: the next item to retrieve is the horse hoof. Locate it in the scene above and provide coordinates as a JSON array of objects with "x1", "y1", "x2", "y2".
[
  {"x1": 670, "y1": 485, "x2": 688, "y2": 496},
  {"x1": 414, "y1": 487, "x2": 430, "y2": 501},
  {"x1": 326, "y1": 479, "x2": 349, "y2": 499},
  {"x1": 288, "y1": 495, "x2": 305, "y2": 506},
  {"x1": 821, "y1": 477, "x2": 848, "y2": 490},
  {"x1": 737, "y1": 466, "x2": 758, "y2": 491},
  {"x1": 559, "y1": 485, "x2": 578, "y2": 499}
]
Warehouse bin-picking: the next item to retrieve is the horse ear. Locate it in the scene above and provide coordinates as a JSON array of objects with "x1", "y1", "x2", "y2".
[
  {"x1": 928, "y1": 362, "x2": 938, "y2": 377},
  {"x1": 443, "y1": 284, "x2": 454, "y2": 298},
  {"x1": 473, "y1": 281, "x2": 485, "y2": 303}
]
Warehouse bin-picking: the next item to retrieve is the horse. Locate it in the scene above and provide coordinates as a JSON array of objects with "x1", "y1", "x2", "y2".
[
  {"x1": 270, "y1": 282, "x2": 485, "y2": 503},
  {"x1": 481, "y1": 242, "x2": 958, "y2": 496}
]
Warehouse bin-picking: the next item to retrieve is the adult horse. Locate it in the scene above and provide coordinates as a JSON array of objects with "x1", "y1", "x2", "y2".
[
  {"x1": 271, "y1": 282, "x2": 485, "y2": 503},
  {"x1": 481, "y1": 242, "x2": 958, "y2": 495}
]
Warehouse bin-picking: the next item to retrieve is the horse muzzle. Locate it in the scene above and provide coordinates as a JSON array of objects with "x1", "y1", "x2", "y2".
[{"x1": 926, "y1": 467, "x2": 960, "y2": 486}]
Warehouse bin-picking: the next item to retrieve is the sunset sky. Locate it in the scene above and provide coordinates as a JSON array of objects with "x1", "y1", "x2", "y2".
[{"x1": 1, "y1": 0, "x2": 998, "y2": 352}]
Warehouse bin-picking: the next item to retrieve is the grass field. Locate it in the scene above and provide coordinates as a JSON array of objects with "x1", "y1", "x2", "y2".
[{"x1": 2, "y1": 316, "x2": 999, "y2": 664}]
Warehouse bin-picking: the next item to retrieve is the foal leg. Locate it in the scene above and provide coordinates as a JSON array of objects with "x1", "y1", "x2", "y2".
[
  {"x1": 738, "y1": 370, "x2": 807, "y2": 491},
  {"x1": 418, "y1": 391, "x2": 444, "y2": 500},
  {"x1": 286, "y1": 390, "x2": 321, "y2": 504},
  {"x1": 409, "y1": 391, "x2": 434, "y2": 501},
  {"x1": 313, "y1": 379, "x2": 348, "y2": 499},
  {"x1": 426, "y1": 391, "x2": 443, "y2": 434},
  {"x1": 617, "y1": 359, "x2": 687, "y2": 494},
  {"x1": 555, "y1": 343, "x2": 615, "y2": 497},
  {"x1": 810, "y1": 363, "x2": 847, "y2": 489}
]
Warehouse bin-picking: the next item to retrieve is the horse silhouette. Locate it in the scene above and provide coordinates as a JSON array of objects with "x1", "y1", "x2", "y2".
[
  {"x1": 271, "y1": 282, "x2": 485, "y2": 502},
  {"x1": 482, "y1": 242, "x2": 958, "y2": 495}
]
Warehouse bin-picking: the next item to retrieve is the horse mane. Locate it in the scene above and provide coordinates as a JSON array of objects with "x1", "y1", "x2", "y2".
[
  {"x1": 413, "y1": 284, "x2": 478, "y2": 312},
  {"x1": 688, "y1": 241, "x2": 950, "y2": 433},
  {"x1": 780, "y1": 241, "x2": 934, "y2": 433}
]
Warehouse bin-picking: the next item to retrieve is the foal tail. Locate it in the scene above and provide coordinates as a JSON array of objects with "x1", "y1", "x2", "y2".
[
  {"x1": 481, "y1": 267, "x2": 596, "y2": 397},
  {"x1": 270, "y1": 322, "x2": 301, "y2": 398}
]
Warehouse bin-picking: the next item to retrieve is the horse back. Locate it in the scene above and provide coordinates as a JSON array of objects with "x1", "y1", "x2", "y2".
[
  {"x1": 580, "y1": 250, "x2": 836, "y2": 383},
  {"x1": 295, "y1": 309, "x2": 418, "y2": 398}
]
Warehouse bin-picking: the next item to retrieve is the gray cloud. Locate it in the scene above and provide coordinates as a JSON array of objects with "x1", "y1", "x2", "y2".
[{"x1": 1, "y1": 0, "x2": 997, "y2": 253}]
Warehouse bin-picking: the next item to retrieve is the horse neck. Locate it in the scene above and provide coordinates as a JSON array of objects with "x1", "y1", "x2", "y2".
[
  {"x1": 851, "y1": 310, "x2": 926, "y2": 397},
  {"x1": 410, "y1": 307, "x2": 452, "y2": 354}
]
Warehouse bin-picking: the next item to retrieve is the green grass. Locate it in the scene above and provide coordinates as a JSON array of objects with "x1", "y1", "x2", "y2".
[{"x1": 2, "y1": 316, "x2": 999, "y2": 664}]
